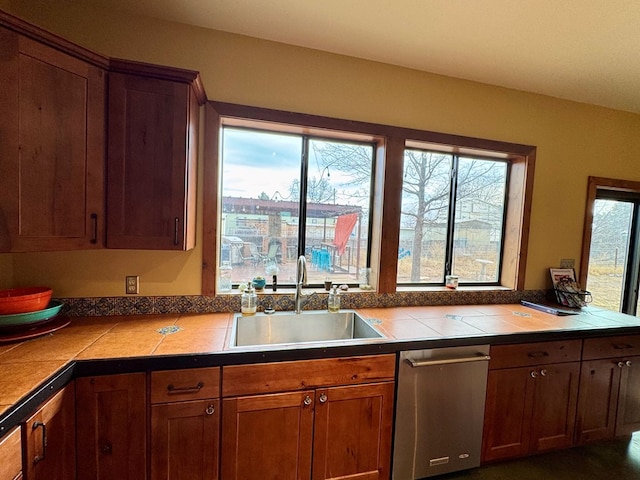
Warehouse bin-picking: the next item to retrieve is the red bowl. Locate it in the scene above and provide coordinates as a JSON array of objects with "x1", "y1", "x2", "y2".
[{"x1": 0, "y1": 287, "x2": 53, "y2": 315}]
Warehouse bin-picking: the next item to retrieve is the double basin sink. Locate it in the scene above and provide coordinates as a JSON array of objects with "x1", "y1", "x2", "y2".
[{"x1": 230, "y1": 309, "x2": 386, "y2": 348}]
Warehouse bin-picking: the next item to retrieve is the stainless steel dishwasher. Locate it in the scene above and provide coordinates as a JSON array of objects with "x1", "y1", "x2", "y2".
[{"x1": 392, "y1": 345, "x2": 490, "y2": 479}]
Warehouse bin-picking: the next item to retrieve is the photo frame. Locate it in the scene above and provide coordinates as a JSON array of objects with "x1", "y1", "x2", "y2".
[{"x1": 549, "y1": 268, "x2": 576, "y2": 289}]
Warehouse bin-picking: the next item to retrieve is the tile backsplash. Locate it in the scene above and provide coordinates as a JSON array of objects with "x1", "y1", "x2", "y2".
[{"x1": 59, "y1": 289, "x2": 549, "y2": 317}]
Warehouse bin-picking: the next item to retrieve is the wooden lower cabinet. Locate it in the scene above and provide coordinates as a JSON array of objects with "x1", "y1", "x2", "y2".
[
  {"x1": 616, "y1": 355, "x2": 640, "y2": 435},
  {"x1": 576, "y1": 335, "x2": 640, "y2": 443},
  {"x1": 221, "y1": 391, "x2": 314, "y2": 480},
  {"x1": 0, "y1": 427, "x2": 22, "y2": 480},
  {"x1": 221, "y1": 355, "x2": 396, "y2": 480},
  {"x1": 312, "y1": 382, "x2": 394, "y2": 480},
  {"x1": 75, "y1": 373, "x2": 147, "y2": 480},
  {"x1": 150, "y1": 367, "x2": 220, "y2": 480},
  {"x1": 482, "y1": 341, "x2": 581, "y2": 462},
  {"x1": 23, "y1": 384, "x2": 75, "y2": 480},
  {"x1": 151, "y1": 400, "x2": 219, "y2": 480},
  {"x1": 575, "y1": 358, "x2": 620, "y2": 443}
]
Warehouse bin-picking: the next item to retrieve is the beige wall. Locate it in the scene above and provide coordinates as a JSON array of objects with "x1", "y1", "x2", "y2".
[{"x1": 4, "y1": 0, "x2": 640, "y2": 296}]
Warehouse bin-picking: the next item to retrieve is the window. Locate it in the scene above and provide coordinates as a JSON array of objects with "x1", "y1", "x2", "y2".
[
  {"x1": 398, "y1": 149, "x2": 508, "y2": 286},
  {"x1": 202, "y1": 102, "x2": 535, "y2": 295},
  {"x1": 219, "y1": 127, "x2": 374, "y2": 287}
]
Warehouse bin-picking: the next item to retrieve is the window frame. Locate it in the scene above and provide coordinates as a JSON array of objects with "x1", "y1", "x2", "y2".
[{"x1": 202, "y1": 102, "x2": 536, "y2": 295}]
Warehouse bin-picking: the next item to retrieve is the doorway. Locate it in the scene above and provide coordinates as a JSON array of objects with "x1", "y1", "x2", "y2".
[{"x1": 581, "y1": 177, "x2": 640, "y2": 315}]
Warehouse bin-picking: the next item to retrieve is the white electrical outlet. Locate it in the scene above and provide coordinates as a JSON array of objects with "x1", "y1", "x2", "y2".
[
  {"x1": 125, "y1": 275, "x2": 139, "y2": 294},
  {"x1": 559, "y1": 259, "x2": 575, "y2": 269}
]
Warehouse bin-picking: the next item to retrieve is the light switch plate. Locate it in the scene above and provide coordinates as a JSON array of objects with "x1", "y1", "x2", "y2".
[{"x1": 125, "y1": 275, "x2": 139, "y2": 294}]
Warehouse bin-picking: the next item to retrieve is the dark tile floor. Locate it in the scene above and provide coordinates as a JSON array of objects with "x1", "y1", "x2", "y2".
[{"x1": 437, "y1": 433, "x2": 640, "y2": 480}]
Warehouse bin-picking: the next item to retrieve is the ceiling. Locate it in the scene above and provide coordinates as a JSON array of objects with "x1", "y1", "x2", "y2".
[{"x1": 88, "y1": 0, "x2": 640, "y2": 114}]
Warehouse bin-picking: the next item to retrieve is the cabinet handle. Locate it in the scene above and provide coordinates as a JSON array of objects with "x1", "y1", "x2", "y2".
[
  {"x1": 626, "y1": 360, "x2": 633, "y2": 367},
  {"x1": 101, "y1": 442, "x2": 112, "y2": 454},
  {"x1": 32, "y1": 421, "x2": 46, "y2": 465},
  {"x1": 618, "y1": 361, "x2": 626, "y2": 368},
  {"x1": 90, "y1": 213, "x2": 98, "y2": 244},
  {"x1": 540, "y1": 369, "x2": 548, "y2": 376},
  {"x1": 613, "y1": 343, "x2": 634, "y2": 350},
  {"x1": 303, "y1": 395, "x2": 312, "y2": 406},
  {"x1": 530, "y1": 371, "x2": 538, "y2": 378},
  {"x1": 173, "y1": 217, "x2": 180, "y2": 245},
  {"x1": 167, "y1": 382, "x2": 203, "y2": 394},
  {"x1": 205, "y1": 404, "x2": 215, "y2": 415},
  {"x1": 318, "y1": 393, "x2": 328, "y2": 403},
  {"x1": 527, "y1": 351, "x2": 549, "y2": 359}
]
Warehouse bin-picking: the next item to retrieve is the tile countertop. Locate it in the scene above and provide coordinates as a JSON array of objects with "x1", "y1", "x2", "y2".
[{"x1": 2, "y1": 303, "x2": 640, "y2": 424}]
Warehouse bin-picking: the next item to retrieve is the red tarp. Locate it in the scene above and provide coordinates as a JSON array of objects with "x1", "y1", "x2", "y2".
[{"x1": 333, "y1": 213, "x2": 358, "y2": 255}]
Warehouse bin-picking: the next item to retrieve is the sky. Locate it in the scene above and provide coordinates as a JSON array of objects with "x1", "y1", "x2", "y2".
[{"x1": 220, "y1": 127, "x2": 371, "y2": 206}]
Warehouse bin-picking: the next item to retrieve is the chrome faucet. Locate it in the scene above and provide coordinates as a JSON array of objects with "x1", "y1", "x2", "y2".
[{"x1": 294, "y1": 255, "x2": 309, "y2": 313}]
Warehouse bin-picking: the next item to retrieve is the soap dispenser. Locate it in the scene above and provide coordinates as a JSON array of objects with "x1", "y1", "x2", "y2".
[
  {"x1": 328, "y1": 285, "x2": 340, "y2": 313},
  {"x1": 241, "y1": 282, "x2": 257, "y2": 315}
]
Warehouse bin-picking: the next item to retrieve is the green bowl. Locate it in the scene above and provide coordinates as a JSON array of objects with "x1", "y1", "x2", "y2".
[{"x1": 0, "y1": 300, "x2": 64, "y2": 327}]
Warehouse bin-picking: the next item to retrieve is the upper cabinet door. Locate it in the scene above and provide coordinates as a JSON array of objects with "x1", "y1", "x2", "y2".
[
  {"x1": 0, "y1": 29, "x2": 106, "y2": 252},
  {"x1": 107, "y1": 63, "x2": 202, "y2": 250}
]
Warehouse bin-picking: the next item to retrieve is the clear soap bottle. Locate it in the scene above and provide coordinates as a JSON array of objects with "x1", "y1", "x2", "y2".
[
  {"x1": 328, "y1": 285, "x2": 340, "y2": 313},
  {"x1": 241, "y1": 282, "x2": 257, "y2": 315}
]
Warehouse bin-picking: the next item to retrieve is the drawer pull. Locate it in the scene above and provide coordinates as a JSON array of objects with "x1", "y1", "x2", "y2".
[
  {"x1": 205, "y1": 404, "x2": 215, "y2": 415},
  {"x1": 527, "y1": 351, "x2": 549, "y2": 359},
  {"x1": 167, "y1": 381, "x2": 204, "y2": 394},
  {"x1": 613, "y1": 343, "x2": 634, "y2": 350},
  {"x1": 32, "y1": 421, "x2": 46, "y2": 465}
]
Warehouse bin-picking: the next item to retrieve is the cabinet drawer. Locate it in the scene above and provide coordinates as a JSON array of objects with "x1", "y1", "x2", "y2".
[
  {"x1": 489, "y1": 340, "x2": 582, "y2": 369},
  {"x1": 0, "y1": 426, "x2": 21, "y2": 480},
  {"x1": 151, "y1": 367, "x2": 220, "y2": 404},
  {"x1": 583, "y1": 335, "x2": 640, "y2": 360},
  {"x1": 222, "y1": 354, "x2": 396, "y2": 397}
]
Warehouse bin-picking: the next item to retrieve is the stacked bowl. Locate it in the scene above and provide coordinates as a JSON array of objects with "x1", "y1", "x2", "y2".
[{"x1": 0, "y1": 287, "x2": 63, "y2": 332}]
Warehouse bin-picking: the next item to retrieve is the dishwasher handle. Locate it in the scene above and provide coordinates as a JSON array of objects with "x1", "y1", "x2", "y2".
[{"x1": 407, "y1": 353, "x2": 491, "y2": 368}]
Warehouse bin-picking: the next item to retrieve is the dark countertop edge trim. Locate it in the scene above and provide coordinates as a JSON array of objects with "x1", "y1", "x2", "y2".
[
  {"x1": 3, "y1": 324, "x2": 640, "y2": 440},
  {"x1": 0, "y1": 362, "x2": 74, "y2": 437}
]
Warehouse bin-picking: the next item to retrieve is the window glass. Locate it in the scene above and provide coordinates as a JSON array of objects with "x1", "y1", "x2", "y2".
[
  {"x1": 398, "y1": 150, "x2": 508, "y2": 286},
  {"x1": 453, "y1": 157, "x2": 507, "y2": 283},
  {"x1": 398, "y1": 150, "x2": 452, "y2": 283},
  {"x1": 219, "y1": 128, "x2": 374, "y2": 288},
  {"x1": 305, "y1": 139, "x2": 373, "y2": 285},
  {"x1": 220, "y1": 128, "x2": 302, "y2": 287},
  {"x1": 586, "y1": 198, "x2": 634, "y2": 312}
]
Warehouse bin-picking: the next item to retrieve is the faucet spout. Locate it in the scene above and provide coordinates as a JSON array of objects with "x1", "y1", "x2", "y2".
[{"x1": 295, "y1": 255, "x2": 308, "y2": 313}]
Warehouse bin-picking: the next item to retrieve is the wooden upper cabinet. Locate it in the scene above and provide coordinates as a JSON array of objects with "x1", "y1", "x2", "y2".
[
  {"x1": 0, "y1": 26, "x2": 106, "y2": 252},
  {"x1": 106, "y1": 59, "x2": 205, "y2": 250}
]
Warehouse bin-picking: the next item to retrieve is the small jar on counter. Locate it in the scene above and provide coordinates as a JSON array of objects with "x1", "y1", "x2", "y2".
[
  {"x1": 328, "y1": 285, "x2": 340, "y2": 313},
  {"x1": 241, "y1": 283, "x2": 257, "y2": 315}
]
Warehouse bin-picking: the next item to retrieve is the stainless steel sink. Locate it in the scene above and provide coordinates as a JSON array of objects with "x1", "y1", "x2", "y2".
[{"x1": 230, "y1": 310, "x2": 385, "y2": 348}]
